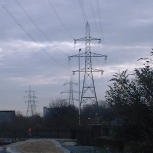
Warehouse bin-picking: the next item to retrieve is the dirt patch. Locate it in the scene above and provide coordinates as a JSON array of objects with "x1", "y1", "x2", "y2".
[{"x1": 15, "y1": 139, "x2": 64, "y2": 153}]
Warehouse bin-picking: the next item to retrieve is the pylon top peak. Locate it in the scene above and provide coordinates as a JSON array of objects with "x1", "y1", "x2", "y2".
[{"x1": 86, "y1": 22, "x2": 90, "y2": 27}]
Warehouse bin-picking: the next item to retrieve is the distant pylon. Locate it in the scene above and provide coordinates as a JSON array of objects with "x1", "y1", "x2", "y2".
[
  {"x1": 24, "y1": 86, "x2": 37, "y2": 117},
  {"x1": 61, "y1": 75, "x2": 78, "y2": 105},
  {"x1": 69, "y1": 22, "x2": 107, "y2": 111}
]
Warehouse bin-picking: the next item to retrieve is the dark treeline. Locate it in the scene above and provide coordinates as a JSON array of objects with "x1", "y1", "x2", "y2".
[
  {"x1": 0, "y1": 99, "x2": 111, "y2": 139},
  {"x1": 105, "y1": 51, "x2": 153, "y2": 152}
]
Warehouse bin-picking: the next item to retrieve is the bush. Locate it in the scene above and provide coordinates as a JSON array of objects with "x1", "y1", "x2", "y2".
[{"x1": 96, "y1": 136, "x2": 124, "y2": 152}]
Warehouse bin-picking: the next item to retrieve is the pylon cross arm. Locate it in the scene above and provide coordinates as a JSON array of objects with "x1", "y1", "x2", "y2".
[
  {"x1": 69, "y1": 53, "x2": 107, "y2": 58},
  {"x1": 88, "y1": 37, "x2": 101, "y2": 43},
  {"x1": 73, "y1": 68, "x2": 104, "y2": 74},
  {"x1": 74, "y1": 37, "x2": 101, "y2": 44},
  {"x1": 91, "y1": 53, "x2": 107, "y2": 58},
  {"x1": 74, "y1": 38, "x2": 86, "y2": 44},
  {"x1": 92, "y1": 68, "x2": 104, "y2": 72}
]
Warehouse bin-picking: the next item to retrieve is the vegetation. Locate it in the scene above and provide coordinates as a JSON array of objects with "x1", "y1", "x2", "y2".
[
  {"x1": 105, "y1": 52, "x2": 153, "y2": 152},
  {"x1": 44, "y1": 99, "x2": 79, "y2": 129}
]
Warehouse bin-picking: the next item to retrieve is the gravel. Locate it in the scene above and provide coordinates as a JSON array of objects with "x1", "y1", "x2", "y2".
[{"x1": 7, "y1": 139, "x2": 64, "y2": 153}]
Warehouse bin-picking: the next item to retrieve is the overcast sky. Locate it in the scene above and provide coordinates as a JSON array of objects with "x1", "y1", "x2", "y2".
[{"x1": 0, "y1": 0, "x2": 152, "y2": 115}]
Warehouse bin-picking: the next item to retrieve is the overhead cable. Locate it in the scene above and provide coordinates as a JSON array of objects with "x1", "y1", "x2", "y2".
[
  {"x1": 89, "y1": 0, "x2": 100, "y2": 38},
  {"x1": 48, "y1": 0, "x2": 74, "y2": 40},
  {"x1": 96, "y1": 0, "x2": 105, "y2": 44},
  {"x1": 79, "y1": 0, "x2": 87, "y2": 24},
  {"x1": 14, "y1": 0, "x2": 68, "y2": 57},
  {"x1": 0, "y1": 1, "x2": 70, "y2": 71}
]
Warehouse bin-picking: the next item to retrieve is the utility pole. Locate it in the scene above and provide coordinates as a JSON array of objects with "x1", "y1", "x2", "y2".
[
  {"x1": 78, "y1": 49, "x2": 81, "y2": 125},
  {"x1": 61, "y1": 75, "x2": 78, "y2": 105},
  {"x1": 24, "y1": 86, "x2": 37, "y2": 117},
  {"x1": 69, "y1": 22, "x2": 107, "y2": 124}
]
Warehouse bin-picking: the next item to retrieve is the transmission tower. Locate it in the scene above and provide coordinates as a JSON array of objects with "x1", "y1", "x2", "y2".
[
  {"x1": 69, "y1": 22, "x2": 107, "y2": 124},
  {"x1": 24, "y1": 86, "x2": 37, "y2": 117},
  {"x1": 61, "y1": 75, "x2": 78, "y2": 105}
]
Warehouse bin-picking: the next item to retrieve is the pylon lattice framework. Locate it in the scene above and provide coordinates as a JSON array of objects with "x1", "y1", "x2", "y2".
[
  {"x1": 70, "y1": 22, "x2": 107, "y2": 109},
  {"x1": 61, "y1": 75, "x2": 78, "y2": 105},
  {"x1": 24, "y1": 86, "x2": 37, "y2": 117}
]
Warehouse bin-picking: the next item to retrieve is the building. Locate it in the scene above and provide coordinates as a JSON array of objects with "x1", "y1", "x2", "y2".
[
  {"x1": 0, "y1": 111, "x2": 15, "y2": 123},
  {"x1": 43, "y1": 107, "x2": 50, "y2": 117}
]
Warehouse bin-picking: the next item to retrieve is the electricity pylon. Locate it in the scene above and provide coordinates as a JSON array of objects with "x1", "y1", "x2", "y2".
[
  {"x1": 24, "y1": 86, "x2": 37, "y2": 117},
  {"x1": 69, "y1": 22, "x2": 107, "y2": 124},
  {"x1": 61, "y1": 75, "x2": 78, "y2": 105}
]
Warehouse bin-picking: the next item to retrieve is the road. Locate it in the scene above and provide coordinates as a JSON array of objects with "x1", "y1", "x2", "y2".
[{"x1": 0, "y1": 147, "x2": 6, "y2": 153}]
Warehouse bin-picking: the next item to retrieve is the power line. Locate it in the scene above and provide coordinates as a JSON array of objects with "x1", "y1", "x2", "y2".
[
  {"x1": 89, "y1": 0, "x2": 100, "y2": 38},
  {"x1": 48, "y1": 0, "x2": 74, "y2": 40},
  {"x1": 96, "y1": 0, "x2": 105, "y2": 44},
  {"x1": 0, "y1": 2, "x2": 35, "y2": 42},
  {"x1": 79, "y1": 0, "x2": 87, "y2": 23},
  {"x1": 0, "y1": 1, "x2": 70, "y2": 71},
  {"x1": 14, "y1": 0, "x2": 68, "y2": 57},
  {"x1": 12, "y1": 0, "x2": 82, "y2": 102}
]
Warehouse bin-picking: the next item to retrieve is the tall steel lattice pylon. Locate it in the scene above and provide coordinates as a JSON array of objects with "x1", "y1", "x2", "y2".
[
  {"x1": 24, "y1": 86, "x2": 37, "y2": 117},
  {"x1": 69, "y1": 22, "x2": 107, "y2": 113},
  {"x1": 61, "y1": 75, "x2": 78, "y2": 105}
]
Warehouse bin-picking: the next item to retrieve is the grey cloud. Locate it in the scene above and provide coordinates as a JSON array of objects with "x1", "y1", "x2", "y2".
[{"x1": 0, "y1": 0, "x2": 153, "y2": 114}]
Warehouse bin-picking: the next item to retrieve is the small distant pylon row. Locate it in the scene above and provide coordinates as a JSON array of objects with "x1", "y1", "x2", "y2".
[
  {"x1": 24, "y1": 86, "x2": 37, "y2": 117},
  {"x1": 61, "y1": 75, "x2": 78, "y2": 106}
]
